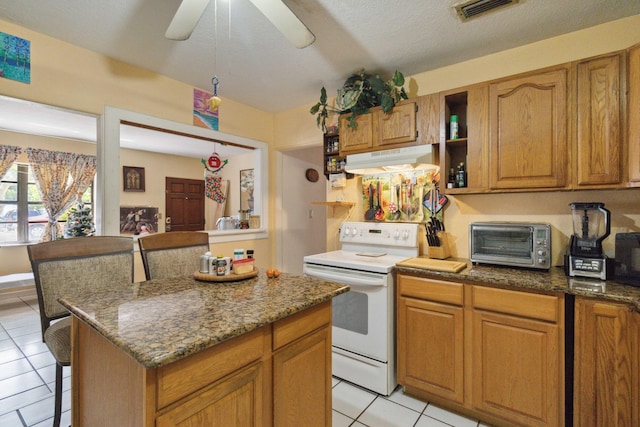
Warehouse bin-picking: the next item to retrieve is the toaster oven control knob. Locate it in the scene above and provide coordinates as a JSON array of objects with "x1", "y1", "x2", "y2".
[
  {"x1": 538, "y1": 258, "x2": 547, "y2": 265},
  {"x1": 537, "y1": 249, "x2": 547, "y2": 256}
]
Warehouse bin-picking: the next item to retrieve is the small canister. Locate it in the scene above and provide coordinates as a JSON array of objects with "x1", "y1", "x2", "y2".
[
  {"x1": 247, "y1": 249, "x2": 254, "y2": 259},
  {"x1": 199, "y1": 253, "x2": 210, "y2": 273},
  {"x1": 216, "y1": 256, "x2": 227, "y2": 276},
  {"x1": 233, "y1": 249, "x2": 245, "y2": 261},
  {"x1": 450, "y1": 115, "x2": 459, "y2": 140}
]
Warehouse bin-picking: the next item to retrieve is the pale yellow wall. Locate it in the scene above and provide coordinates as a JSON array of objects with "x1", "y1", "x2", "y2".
[
  {"x1": 318, "y1": 15, "x2": 640, "y2": 263},
  {"x1": 0, "y1": 129, "x2": 255, "y2": 278},
  {"x1": 0, "y1": 18, "x2": 275, "y2": 278}
]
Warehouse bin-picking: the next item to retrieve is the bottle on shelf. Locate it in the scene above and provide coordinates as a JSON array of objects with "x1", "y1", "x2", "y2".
[
  {"x1": 450, "y1": 115, "x2": 459, "y2": 140},
  {"x1": 456, "y1": 163, "x2": 466, "y2": 188},
  {"x1": 447, "y1": 168, "x2": 456, "y2": 189}
]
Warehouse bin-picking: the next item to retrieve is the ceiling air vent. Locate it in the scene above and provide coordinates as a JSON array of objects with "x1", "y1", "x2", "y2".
[{"x1": 455, "y1": 0, "x2": 519, "y2": 21}]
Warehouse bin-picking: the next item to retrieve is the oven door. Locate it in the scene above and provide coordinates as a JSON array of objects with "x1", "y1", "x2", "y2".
[
  {"x1": 470, "y1": 224, "x2": 535, "y2": 267},
  {"x1": 303, "y1": 263, "x2": 391, "y2": 362}
]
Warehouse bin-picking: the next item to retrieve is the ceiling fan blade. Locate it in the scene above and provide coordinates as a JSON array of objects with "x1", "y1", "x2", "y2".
[
  {"x1": 165, "y1": 0, "x2": 211, "y2": 41},
  {"x1": 248, "y1": 0, "x2": 315, "y2": 49}
]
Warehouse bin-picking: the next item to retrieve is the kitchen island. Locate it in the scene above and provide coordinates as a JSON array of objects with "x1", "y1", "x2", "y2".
[{"x1": 59, "y1": 270, "x2": 349, "y2": 427}]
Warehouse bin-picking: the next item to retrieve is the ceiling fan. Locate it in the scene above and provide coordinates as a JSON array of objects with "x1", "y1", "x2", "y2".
[{"x1": 165, "y1": 0, "x2": 316, "y2": 49}]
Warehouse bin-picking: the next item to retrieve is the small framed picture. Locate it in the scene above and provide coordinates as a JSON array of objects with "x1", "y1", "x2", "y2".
[
  {"x1": 240, "y1": 169, "x2": 254, "y2": 212},
  {"x1": 123, "y1": 166, "x2": 145, "y2": 192}
]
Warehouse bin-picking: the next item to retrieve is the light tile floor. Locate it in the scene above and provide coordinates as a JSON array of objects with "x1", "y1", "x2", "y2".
[{"x1": 1, "y1": 287, "x2": 484, "y2": 427}]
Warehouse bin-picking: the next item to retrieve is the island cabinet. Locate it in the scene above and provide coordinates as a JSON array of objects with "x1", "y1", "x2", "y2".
[
  {"x1": 573, "y1": 297, "x2": 640, "y2": 427},
  {"x1": 397, "y1": 274, "x2": 565, "y2": 427},
  {"x1": 71, "y1": 300, "x2": 332, "y2": 427},
  {"x1": 489, "y1": 65, "x2": 569, "y2": 190},
  {"x1": 339, "y1": 100, "x2": 419, "y2": 155},
  {"x1": 575, "y1": 52, "x2": 625, "y2": 188},
  {"x1": 629, "y1": 43, "x2": 640, "y2": 186}
]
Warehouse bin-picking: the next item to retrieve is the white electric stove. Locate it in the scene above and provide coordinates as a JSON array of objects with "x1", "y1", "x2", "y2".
[{"x1": 303, "y1": 221, "x2": 420, "y2": 395}]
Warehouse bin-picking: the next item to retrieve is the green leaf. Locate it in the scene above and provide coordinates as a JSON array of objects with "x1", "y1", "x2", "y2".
[
  {"x1": 392, "y1": 70, "x2": 405, "y2": 87},
  {"x1": 309, "y1": 103, "x2": 320, "y2": 115},
  {"x1": 380, "y1": 93, "x2": 394, "y2": 112},
  {"x1": 320, "y1": 87, "x2": 327, "y2": 105}
]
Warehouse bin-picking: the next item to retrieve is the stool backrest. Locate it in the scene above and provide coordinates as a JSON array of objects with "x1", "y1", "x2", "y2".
[
  {"x1": 27, "y1": 236, "x2": 134, "y2": 337},
  {"x1": 138, "y1": 231, "x2": 210, "y2": 280}
]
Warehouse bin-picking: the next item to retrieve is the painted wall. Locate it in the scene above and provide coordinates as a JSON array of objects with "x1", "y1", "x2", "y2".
[
  {"x1": 0, "y1": 129, "x2": 252, "y2": 280},
  {"x1": 0, "y1": 18, "x2": 275, "y2": 279},
  {"x1": 314, "y1": 15, "x2": 640, "y2": 265}
]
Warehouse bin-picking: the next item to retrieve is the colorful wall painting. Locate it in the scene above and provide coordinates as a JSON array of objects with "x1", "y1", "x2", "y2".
[
  {"x1": 119, "y1": 207, "x2": 159, "y2": 235},
  {"x1": 193, "y1": 88, "x2": 219, "y2": 130},
  {"x1": 0, "y1": 32, "x2": 31, "y2": 84}
]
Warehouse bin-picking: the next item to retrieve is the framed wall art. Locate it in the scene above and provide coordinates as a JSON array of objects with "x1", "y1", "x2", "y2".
[
  {"x1": 123, "y1": 166, "x2": 145, "y2": 192},
  {"x1": 119, "y1": 206, "x2": 158, "y2": 235},
  {"x1": 240, "y1": 168, "x2": 254, "y2": 212}
]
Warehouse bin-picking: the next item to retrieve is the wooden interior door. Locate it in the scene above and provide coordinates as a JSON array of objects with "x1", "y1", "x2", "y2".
[{"x1": 165, "y1": 177, "x2": 205, "y2": 231}]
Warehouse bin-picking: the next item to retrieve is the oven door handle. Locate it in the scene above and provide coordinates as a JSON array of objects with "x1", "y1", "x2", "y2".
[{"x1": 303, "y1": 264, "x2": 386, "y2": 287}]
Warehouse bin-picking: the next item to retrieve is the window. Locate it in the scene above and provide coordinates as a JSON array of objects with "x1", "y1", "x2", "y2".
[{"x1": 0, "y1": 163, "x2": 93, "y2": 243}]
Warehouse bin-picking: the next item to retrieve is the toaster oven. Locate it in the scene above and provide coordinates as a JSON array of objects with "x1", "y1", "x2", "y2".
[{"x1": 469, "y1": 222, "x2": 552, "y2": 270}]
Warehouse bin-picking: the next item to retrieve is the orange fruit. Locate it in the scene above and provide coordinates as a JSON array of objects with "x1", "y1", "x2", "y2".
[
  {"x1": 273, "y1": 269, "x2": 280, "y2": 278},
  {"x1": 266, "y1": 268, "x2": 274, "y2": 278}
]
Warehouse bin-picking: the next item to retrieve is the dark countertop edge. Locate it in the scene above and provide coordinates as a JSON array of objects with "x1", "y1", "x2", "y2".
[
  {"x1": 61, "y1": 284, "x2": 350, "y2": 369},
  {"x1": 395, "y1": 264, "x2": 640, "y2": 312}
]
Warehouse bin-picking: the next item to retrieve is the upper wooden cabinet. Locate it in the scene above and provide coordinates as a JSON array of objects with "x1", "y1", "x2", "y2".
[
  {"x1": 575, "y1": 52, "x2": 624, "y2": 188},
  {"x1": 339, "y1": 100, "x2": 419, "y2": 155},
  {"x1": 440, "y1": 85, "x2": 489, "y2": 194},
  {"x1": 489, "y1": 66, "x2": 569, "y2": 190},
  {"x1": 629, "y1": 43, "x2": 640, "y2": 185},
  {"x1": 339, "y1": 112, "x2": 374, "y2": 153}
]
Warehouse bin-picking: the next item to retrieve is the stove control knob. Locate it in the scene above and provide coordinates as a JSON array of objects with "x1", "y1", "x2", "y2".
[
  {"x1": 394, "y1": 230, "x2": 400, "y2": 240},
  {"x1": 402, "y1": 230, "x2": 409, "y2": 240}
]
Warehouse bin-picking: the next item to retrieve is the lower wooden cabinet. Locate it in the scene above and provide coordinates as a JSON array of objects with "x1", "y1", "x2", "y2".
[
  {"x1": 397, "y1": 274, "x2": 565, "y2": 427},
  {"x1": 157, "y1": 362, "x2": 264, "y2": 427},
  {"x1": 573, "y1": 297, "x2": 640, "y2": 427},
  {"x1": 397, "y1": 276, "x2": 464, "y2": 404},
  {"x1": 72, "y1": 301, "x2": 332, "y2": 427},
  {"x1": 273, "y1": 326, "x2": 331, "y2": 427}
]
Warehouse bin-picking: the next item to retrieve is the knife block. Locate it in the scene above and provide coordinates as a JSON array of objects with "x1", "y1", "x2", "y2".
[{"x1": 427, "y1": 231, "x2": 450, "y2": 260}]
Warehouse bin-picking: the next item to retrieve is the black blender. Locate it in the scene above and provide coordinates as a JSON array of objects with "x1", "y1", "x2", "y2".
[{"x1": 564, "y1": 202, "x2": 612, "y2": 280}]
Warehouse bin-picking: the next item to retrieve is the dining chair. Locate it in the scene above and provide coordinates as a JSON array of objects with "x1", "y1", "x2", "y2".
[
  {"x1": 137, "y1": 231, "x2": 210, "y2": 280},
  {"x1": 27, "y1": 236, "x2": 134, "y2": 427}
]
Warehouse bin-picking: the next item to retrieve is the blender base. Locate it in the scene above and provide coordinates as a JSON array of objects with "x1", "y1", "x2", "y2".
[{"x1": 564, "y1": 254, "x2": 613, "y2": 281}]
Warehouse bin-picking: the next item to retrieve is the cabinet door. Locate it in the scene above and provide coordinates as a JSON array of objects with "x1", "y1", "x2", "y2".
[
  {"x1": 574, "y1": 298, "x2": 639, "y2": 427},
  {"x1": 339, "y1": 113, "x2": 373, "y2": 154},
  {"x1": 397, "y1": 296, "x2": 464, "y2": 404},
  {"x1": 629, "y1": 43, "x2": 640, "y2": 184},
  {"x1": 471, "y1": 310, "x2": 562, "y2": 426},
  {"x1": 576, "y1": 53, "x2": 623, "y2": 187},
  {"x1": 417, "y1": 93, "x2": 440, "y2": 146},
  {"x1": 156, "y1": 362, "x2": 264, "y2": 427},
  {"x1": 489, "y1": 68, "x2": 568, "y2": 189},
  {"x1": 273, "y1": 326, "x2": 331, "y2": 427},
  {"x1": 374, "y1": 101, "x2": 417, "y2": 147}
]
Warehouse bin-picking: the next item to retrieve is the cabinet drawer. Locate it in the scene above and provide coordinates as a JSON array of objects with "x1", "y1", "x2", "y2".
[
  {"x1": 157, "y1": 326, "x2": 267, "y2": 409},
  {"x1": 273, "y1": 301, "x2": 331, "y2": 350},
  {"x1": 398, "y1": 275, "x2": 463, "y2": 306},
  {"x1": 471, "y1": 286, "x2": 559, "y2": 322}
]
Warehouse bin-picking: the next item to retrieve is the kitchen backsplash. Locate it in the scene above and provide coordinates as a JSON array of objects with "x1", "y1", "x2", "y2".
[{"x1": 328, "y1": 178, "x2": 640, "y2": 267}]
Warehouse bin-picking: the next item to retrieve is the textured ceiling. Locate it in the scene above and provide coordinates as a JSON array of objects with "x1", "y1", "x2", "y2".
[{"x1": 1, "y1": 0, "x2": 640, "y2": 115}]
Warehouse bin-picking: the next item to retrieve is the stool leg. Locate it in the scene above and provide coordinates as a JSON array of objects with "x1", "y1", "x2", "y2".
[{"x1": 53, "y1": 363, "x2": 62, "y2": 427}]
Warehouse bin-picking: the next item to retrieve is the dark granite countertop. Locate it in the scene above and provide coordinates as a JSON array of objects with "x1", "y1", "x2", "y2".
[
  {"x1": 396, "y1": 259, "x2": 640, "y2": 311},
  {"x1": 59, "y1": 269, "x2": 349, "y2": 369}
]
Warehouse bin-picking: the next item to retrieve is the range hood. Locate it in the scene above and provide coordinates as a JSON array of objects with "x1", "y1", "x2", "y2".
[{"x1": 344, "y1": 144, "x2": 439, "y2": 175}]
